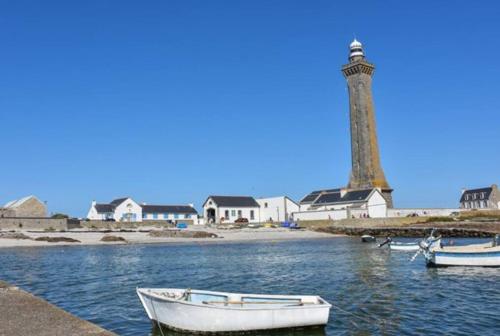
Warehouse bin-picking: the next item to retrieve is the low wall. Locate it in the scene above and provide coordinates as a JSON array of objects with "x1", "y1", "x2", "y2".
[
  {"x1": 336, "y1": 217, "x2": 428, "y2": 227},
  {"x1": 293, "y1": 209, "x2": 348, "y2": 221},
  {"x1": 294, "y1": 207, "x2": 459, "y2": 222},
  {"x1": 81, "y1": 219, "x2": 195, "y2": 229},
  {"x1": 0, "y1": 218, "x2": 81, "y2": 231},
  {"x1": 387, "y1": 208, "x2": 461, "y2": 217}
]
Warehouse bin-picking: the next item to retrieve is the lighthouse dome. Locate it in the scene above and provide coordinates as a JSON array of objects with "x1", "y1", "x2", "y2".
[
  {"x1": 350, "y1": 39, "x2": 362, "y2": 49},
  {"x1": 349, "y1": 38, "x2": 364, "y2": 60}
]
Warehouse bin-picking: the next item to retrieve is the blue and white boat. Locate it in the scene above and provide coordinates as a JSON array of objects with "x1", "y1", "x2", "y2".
[
  {"x1": 420, "y1": 235, "x2": 500, "y2": 267},
  {"x1": 379, "y1": 233, "x2": 441, "y2": 252}
]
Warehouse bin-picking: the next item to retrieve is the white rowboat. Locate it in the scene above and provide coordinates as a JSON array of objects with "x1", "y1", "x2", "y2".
[
  {"x1": 380, "y1": 234, "x2": 441, "y2": 252},
  {"x1": 389, "y1": 242, "x2": 420, "y2": 251},
  {"x1": 137, "y1": 288, "x2": 331, "y2": 333},
  {"x1": 423, "y1": 241, "x2": 500, "y2": 267},
  {"x1": 361, "y1": 235, "x2": 376, "y2": 243},
  {"x1": 391, "y1": 238, "x2": 441, "y2": 252}
]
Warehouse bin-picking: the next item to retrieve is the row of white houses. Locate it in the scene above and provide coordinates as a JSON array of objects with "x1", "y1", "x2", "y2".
[
  {"x1": 201, "y1": 189, "x2": 390, "y2": 224},
  {"x1": 87, "y1": 196, "x2": 301, "y2": 224},
  {"x1": 87, "y1": 198, "x2": 197, "y2": 222},
  {"x1": 86, "y1": 185, "x2": 498, "y2": 224}
]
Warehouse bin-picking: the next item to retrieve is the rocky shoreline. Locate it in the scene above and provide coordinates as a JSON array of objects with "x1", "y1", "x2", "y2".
[{"x1": 315, "y1": 221, "x2": 500, "y2": 238}]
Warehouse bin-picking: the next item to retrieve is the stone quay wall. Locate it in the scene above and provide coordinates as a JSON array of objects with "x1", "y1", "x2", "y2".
[
  {"x1": 0, "y1": 217, "x2": 81, "y2": 231},
  {"x1": 0, "y1": 280, "x2": 116, "y2": 336}
]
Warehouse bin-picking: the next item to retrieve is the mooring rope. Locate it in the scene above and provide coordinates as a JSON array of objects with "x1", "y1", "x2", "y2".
[{"x1": 150, "y1": 297, "x2": 166, "y2": 336}]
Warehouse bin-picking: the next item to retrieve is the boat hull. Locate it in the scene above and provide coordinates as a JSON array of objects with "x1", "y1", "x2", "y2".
[
  {"x1": 389, "y1": 243, "x2": 420, "y2": 251},
  {"x1": 361, "y1": 235, "x2": 376, "y2": 243},
  {"x1": 137, "y1": 288, "x2": 331, "y2": 333},
  {"x1": 426, "y1": 250, "x2": 500, "y2": 267}
]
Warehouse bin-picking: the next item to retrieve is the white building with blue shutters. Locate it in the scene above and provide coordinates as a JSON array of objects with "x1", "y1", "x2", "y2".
[{"x1": 87, "y1": 197, "x2": 197, "y2": 222}]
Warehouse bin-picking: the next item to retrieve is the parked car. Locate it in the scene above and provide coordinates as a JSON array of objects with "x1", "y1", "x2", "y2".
[
  {"x1": 235, "y1": 217, "x2": 249, "y2": 223},
  {"x1": 104, "y1": 218, "x2": 116, "y2": 222}
]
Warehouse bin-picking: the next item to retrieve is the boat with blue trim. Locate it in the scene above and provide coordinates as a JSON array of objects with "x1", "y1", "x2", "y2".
[
  {"x1": 379, "y1": 231, "x2": 441, "y2": 252},
  {"x1": 421, "y1": 235, "x2": 500, "y2": 267}
]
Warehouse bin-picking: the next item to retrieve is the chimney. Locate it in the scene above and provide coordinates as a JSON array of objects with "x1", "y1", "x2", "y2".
[{"x1": 92, "y1": 200, "x2": 96, "y2": 206}]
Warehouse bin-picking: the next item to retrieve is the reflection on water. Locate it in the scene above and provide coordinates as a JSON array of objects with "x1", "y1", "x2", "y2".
[
  {"x1": 0, "y1": 238, "x2": 499, "y2": 336},
  {"x1": 150, "y1": 325, "x2": 326, "y2": 336}
]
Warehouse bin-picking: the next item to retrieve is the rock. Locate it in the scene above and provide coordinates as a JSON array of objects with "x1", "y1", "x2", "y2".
[
  {"x1": 34, "y1": 237, "x2": 80, "y2": 243},
  {"x1": 0, "y1": 232, "x2": 32, "y2": 240},
  {"x1": 315, "y1": 226, "x2": 498, "y2": 238},
  {"x1": 100, "y1": 235, "x2": 127, "y2": 242},
  {"x1": 149, "y1": 230, "x2": 218, "y2": 238}
]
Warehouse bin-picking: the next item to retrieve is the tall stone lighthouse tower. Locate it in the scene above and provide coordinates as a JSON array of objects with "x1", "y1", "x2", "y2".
[{"x1": 342, "y1": 39, "x2": 393, "y2": 207}]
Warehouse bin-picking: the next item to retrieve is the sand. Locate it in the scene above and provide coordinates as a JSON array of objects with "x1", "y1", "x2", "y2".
[{"x1": 0, "y1": 227, "x2": 337, "y2": 248}]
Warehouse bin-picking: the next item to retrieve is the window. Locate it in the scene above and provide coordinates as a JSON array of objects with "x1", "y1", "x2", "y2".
[
  {"x1": 163, "y1": 213, "x2": 169, "y2": 219},
  {"x1": 480, "y1": 192, "x2": 486, "y2": 199},
  {"x1": 483, "y1": 200, "x2": 488, "y2": 208},
  {"x1": 264, "y1": 203, "x2": 268, "y2": 208},
  {"x1": 143, "y1": 213, "x2": 147, "y2": 219},
  {"x1": 250, "y1": 210, "x2": 255, "y2": 220},
  {"x1": 174, "y1": 213, "x2": 179, "y2": 219},
  {"x1": 231, "y1": 210, "x2": 236, "y2": 217},
  {"x1": 465, "y1": 195, "x2": 469, "y2": 201},
  {"x1": 153, "y1": 213, "x2": 158, "y2": 219},
  {"x1": 185, "y1": 214, "x2": 191, "y2": 219},
  {"x1": 238, "y1": 210, "x2": 242, "y2": 218},
  {"x1": 473, "y1": 194, "x2": 477, "y2": 200},
  {"x1": 225, "y1": 210, "x2": 229, "y2": 219}
]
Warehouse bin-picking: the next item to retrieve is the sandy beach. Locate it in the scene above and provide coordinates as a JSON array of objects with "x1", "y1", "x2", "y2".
[{"x1": 0, "y1": 227, "x2": 336, "y2": 248}]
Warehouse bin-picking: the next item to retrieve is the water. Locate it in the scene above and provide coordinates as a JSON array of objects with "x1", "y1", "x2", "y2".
[{"x1": 1, "y1": 237, "x2": 499, "y2": 336}]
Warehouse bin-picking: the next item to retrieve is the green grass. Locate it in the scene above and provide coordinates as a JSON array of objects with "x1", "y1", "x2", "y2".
[{"x1": 422, "y1": 216, "x2": 456, "y2": 223}]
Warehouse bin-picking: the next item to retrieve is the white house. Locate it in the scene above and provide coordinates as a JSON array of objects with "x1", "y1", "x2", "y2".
[
  {"x1": 256, "y1": 196, "x2": 299, "y2": 223},
  {"x1": 142, "y1": 205, "x2": 198, "y2": 222},
  {"x1": 87, "y1": 197, "x2": 198, "y2": 222},
  {"x1": 292, "y1": 188, "x2": 388, "y2": 221},
  {"x1": 203, "y1": 196, "x2": 260, "y2": 224},
  {"x1": 87, "y1": 197, "x2": 142, "y2": 222}
]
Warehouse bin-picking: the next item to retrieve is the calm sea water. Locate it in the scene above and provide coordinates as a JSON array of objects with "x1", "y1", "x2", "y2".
[{"x1": 1, "y1": 237, "x2": 499, "y2": 336}]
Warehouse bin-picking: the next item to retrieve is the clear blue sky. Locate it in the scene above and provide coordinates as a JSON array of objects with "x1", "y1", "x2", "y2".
[{"x1": 1, "y1": 1, "x2": 499, "y2": 216}]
